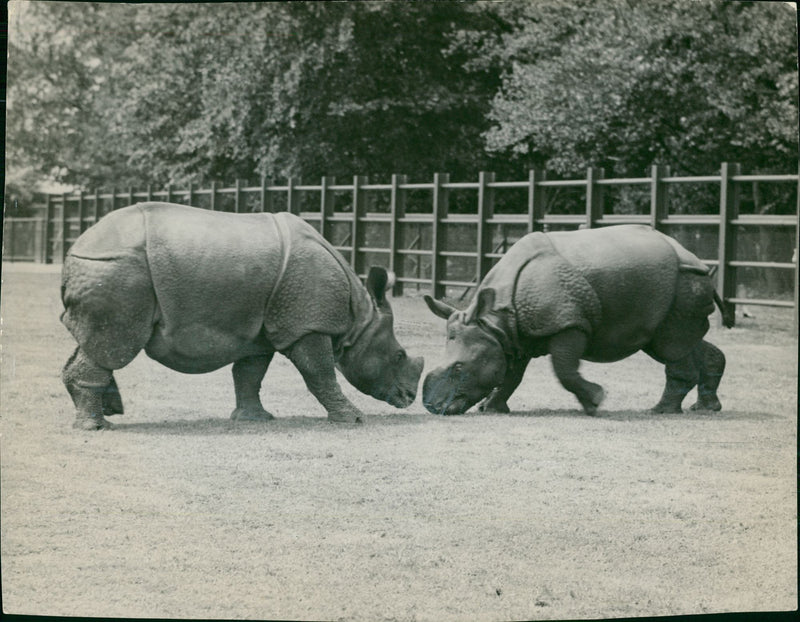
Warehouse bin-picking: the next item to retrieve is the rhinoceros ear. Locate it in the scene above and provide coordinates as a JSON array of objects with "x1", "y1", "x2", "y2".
[
  {"x1": 464, "y1": 288, "x2": 496, "y2": 324},
  {"x1": 424, "y1": 295, "x2": 456, "y2": 320},
  {"x1": 366, "y1": 266, "x2": 391, "y2": 307}
]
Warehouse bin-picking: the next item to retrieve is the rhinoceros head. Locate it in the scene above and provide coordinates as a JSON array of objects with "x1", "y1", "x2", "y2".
[
  {"x1": 422, "y1": 289, "x2": 507, "y2": 415},
  {"x1": 337, "y1": 267, "x2": 424, "y2": 409}
]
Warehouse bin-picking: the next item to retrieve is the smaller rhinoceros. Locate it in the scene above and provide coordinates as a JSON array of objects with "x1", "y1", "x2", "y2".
[
  {"x1": 423, "y1": 225, "x2": 732, "y2": 416},
  {"x1": 61, "y1": 202, "x2": 424, "y2": 429}
]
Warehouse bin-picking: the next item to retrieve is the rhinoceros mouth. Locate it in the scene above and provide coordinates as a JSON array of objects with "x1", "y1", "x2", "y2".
[
  {"x1": 422, "y1": 371, "x2": 484, "y2": 415},
  {"x1": 423, "y1": 393, "x2": 477, "y2": 416},
  {"x1": 385, "y1": 385, "x2": 417, "y2": 409}
]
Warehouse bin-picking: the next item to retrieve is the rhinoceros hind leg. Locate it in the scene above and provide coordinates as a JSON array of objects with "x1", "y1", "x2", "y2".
[
  {"x1": 62, "y1": 346, "x2": 116, "y2": 430},
  {"x1": 649, "y1": 348, "x2": 701, "y2": 414},
  {"x1": 688, "y1": 340, "x2": 725, "y2": 412},
  {"x1": 102, "y1": 376, "x2": 124, "y2": 416},
  {"x1": 549, "y1": 329, "x2": 605, "y2": 415},
  {"x1": 287, "y1": 332, "x2": 363, "y2": 423},
  {"x1": 230, "y1": 354, "x2": 276, "y2": 421}
]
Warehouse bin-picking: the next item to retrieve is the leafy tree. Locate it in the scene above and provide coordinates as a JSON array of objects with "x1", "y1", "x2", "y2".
[
  {"x1": 6, "y1": 2, "x2": 142, "y2": 189},
  {"x1": 283, "y1": 1, "x2": 506, "y2": 180},
  {"x1": 5, "y1": 0, "x2": 798, "y2": 196},
  {"x1": 481, "y1": 0, "x2": 799, "y2": 177},
  {"x1": 78, "y1": 1, "x2": 506, "y2": 186}
]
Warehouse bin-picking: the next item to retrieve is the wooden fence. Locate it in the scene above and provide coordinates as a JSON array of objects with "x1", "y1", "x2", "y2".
[{"x1": 3, "y1": 163, "x2": 799, "y2": 327}]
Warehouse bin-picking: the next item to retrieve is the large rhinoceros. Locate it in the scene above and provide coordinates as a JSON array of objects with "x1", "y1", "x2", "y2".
[
  {"x1": 61, "y1": 202, "x2": 424, "y2": 430},
  {"x1": 423, "y1": 224, "x2": 732, "y2": 416}
]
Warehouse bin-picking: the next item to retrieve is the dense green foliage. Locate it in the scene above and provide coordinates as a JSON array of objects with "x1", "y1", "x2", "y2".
[
  {"x1": 479, "y1": 0, "x2": 799, "y2": 177},
  {"x1": 6, "y1": 0, "x2": 798, "y2": 195}
]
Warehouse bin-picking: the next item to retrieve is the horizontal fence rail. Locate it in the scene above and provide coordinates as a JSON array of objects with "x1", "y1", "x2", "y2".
[{"x1": 4, "y1": 163, "x2": 798, "y2": 328}]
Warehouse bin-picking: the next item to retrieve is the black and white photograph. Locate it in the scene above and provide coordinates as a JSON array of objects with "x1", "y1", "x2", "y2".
[{"x1": 2, "y1": 1, "x2": 798, "y2": 620}]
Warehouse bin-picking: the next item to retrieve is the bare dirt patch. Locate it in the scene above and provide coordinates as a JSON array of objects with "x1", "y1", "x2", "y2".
[{"x1": 1, "y1": 264, "x2": 796, "y2": 620}]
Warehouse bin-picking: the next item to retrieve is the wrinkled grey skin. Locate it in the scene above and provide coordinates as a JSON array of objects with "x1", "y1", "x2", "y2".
[
  {"x1": 423, "y1": 225, "x2": 731, "y2": 416},
  {"x1": 61, "y1": 202, "x2": 423, "y2": 430}
]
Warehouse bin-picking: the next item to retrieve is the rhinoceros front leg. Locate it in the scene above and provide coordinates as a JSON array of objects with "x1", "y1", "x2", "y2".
[
  {"x1": 286, "y1": 332, "x2": 364, "y2": 423},
  {"x1": 62, "y1": 346, "x2": 121, "y2": 430},
  {"x1": 548, "y1": 329, "x2": 605, "y2": 415},
  {"x1": 479, "y1": 356, "x2": 530, "y2": 414},
  {"x1": 230, "y1": 354, "x2": 276, "y2": 421}
]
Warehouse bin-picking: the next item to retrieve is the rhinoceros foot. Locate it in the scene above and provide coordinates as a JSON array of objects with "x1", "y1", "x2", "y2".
[
  {"x1": 327, "y1": 409, "x2": 363, "y2": 424},
  {"x1": 649, "y1": 401, "x2": 683, "y2": 414},
  {"x1": 580, "y1": 385, "x2": 605, "y2": 416},
  {"x1": 230, "y1": 407, "x2": 275, "y2": 422},
  {"x1": 73, "y1": 414, "x2": 113, "y2": 431},
  {"x1": 479, "y1": 389, "x2": 511, "y2": 414},
  {"x1": 689, "y1": 396, "x2": 722, "y2": 412},
  {"x1": 102, "y1": 380, "x2": 124, "y2": 416}
]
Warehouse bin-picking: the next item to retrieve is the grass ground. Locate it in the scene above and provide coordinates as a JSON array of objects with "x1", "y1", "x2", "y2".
[{"x1": 1, "y1": 263, "x2": 796, "y2": 621}]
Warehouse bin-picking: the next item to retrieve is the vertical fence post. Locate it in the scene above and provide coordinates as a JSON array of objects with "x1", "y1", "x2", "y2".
[
  {"x1": 416, "y1": 221, "x2": 423, "y2": 289},
  {"x1": 527, "y1": 169, "x2": 546, "y2": 233},
  {"x1": 32, "y1": 218, "x2": 44, "y2": 263},
  {"x1": 287, "y1": 177, "x2": 299, "y2": 216},
  {"x1": 128, "y1": 186, "x2": 135, "y2": 208},
  {"x1": 234, "y1": 179, "x2": 242, "y2": 213},
  {"x1": 320, "y1": 176, "x2": 334, "y2": 242},
  {"x1": 266, "y1": 178, "x2": 275, "y2": 213},
  {"x1": 431, "y1": 173, "x2": 450, "y2": 299},
  {"x1": 650, "y1": 165, "x2": 670, "y2": 231},
  {"x1": 260, "y1": 175, "x2": 269, "y2": 213},
  {"x1": 187, "y1": 182, "x2": 194, "y2": 207},
  {"x1": 77, "y1": 190, "x2": 85, "y2": 236},
  {"x1": 43, "y1": 194, "x2": 53, "y2": 263},
  {"x1": 351, "y1": 175, "x2": 368, "y2": 276},
  {"x1": 166, "y1": 184, "x2": 173, "y2": 205},
  {"x1": 209, "y1": 181, "x2": 216, "y2": 211},
  {"x1": 477, "y1": 171, "x2": 496, "y2": 282},
  {"x1": 390, "y1": 174, "x2": 407, "y2": 297},
  {"x1": 60, "y1": 192, "x2": 69, "y2": 261},
  {"x1": 718, "y1": 162, "x2": 741, "y2": 325},
  {"x1": 585, "y1": 167, "x2": 604, "y2": 228},
  {"x1": 93, "y1": 188, "x2": 100, "y2": 225},
  {"x1": 259, "y1": 176, "x2": 266, "y2": 212},
  {"x1": 146, "y1": 184, "x2": 153, "y2": 203}
]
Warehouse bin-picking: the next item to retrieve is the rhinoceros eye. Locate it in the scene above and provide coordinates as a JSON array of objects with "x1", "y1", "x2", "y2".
[{"x1": 394, "y1": 350, "x2": 406, "y2": 363}]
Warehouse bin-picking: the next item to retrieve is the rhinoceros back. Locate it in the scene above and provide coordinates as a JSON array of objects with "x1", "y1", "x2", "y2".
[
  {"x1": 68, "y1": 205, "x2": 148, "y2": 260},
  {"x1": 478, "y1": 231, "x2": 603, "y2": 343},
  {"x1": 62, "y1": 203, "x2": 366, "y2": 372},
  {"x1": 483, "y1": 225, "x2": 697, "y2": 362},
  {"x1": 141, "y1": 205, "x2": 358, "y2": 354},
  {"x1": 139, "y1": 204, "x2": 283, "y2": 360}
]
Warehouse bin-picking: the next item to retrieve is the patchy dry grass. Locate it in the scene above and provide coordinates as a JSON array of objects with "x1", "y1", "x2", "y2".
[{"x1": 1, "y1": 263, "x2": 796, "y2": 620}]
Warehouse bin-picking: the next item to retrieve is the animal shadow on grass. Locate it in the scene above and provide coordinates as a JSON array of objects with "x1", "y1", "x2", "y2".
[
  {"x1": 112, "y1": 412, "x2": 434, "y2": 435},
  {"x1": 500, "y1": 408, "x2": 783, "y2": 423}
]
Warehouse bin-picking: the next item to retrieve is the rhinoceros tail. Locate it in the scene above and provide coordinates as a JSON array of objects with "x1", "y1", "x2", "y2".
[{"x1": 714, "y1": 290, "x2": 735, "y2": 328}]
